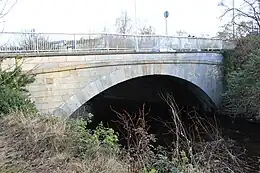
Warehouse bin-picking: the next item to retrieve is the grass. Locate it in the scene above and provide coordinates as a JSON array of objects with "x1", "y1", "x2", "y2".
[
  {"x1": 0, "y1": 112, "x2": 128, "y2": 173},
  {"x1": 0, "y1": 101, "x2": 251, "y2": 173}
]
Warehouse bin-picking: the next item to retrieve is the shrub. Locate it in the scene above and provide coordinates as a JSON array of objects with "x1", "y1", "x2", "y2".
[
  {"x1": 0, "y1": 86, "x2": 36, "y2": 115},
  {"x1": 68, "y1": 119, "x2": 119, "y2": 158},
  {"x1": 0, "y1": 58, "x2": 36, "y2": 115},
  {"x1": 222, "y1": 36, "x2": 260, "y2": 119}
]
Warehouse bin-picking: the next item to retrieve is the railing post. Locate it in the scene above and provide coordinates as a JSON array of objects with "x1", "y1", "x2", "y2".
[
  {"x1": 179, "y1": 37, "x2": 182, "y2": 50},
  {"x1": 135, "y1": 35, "x2": 139, "y2": 52},
  {"x1": 220, "y1": 39, "x2": 223, "y2": 50},
  {"x1": 73, "y1": 34, "x2": 77, "y2": 51},
  {"x1": 36, "y1": 34, "x2": 39, "y2": 53},
  {"x1": 105, "y1": 33, "x2": 109, "y2": 51}
]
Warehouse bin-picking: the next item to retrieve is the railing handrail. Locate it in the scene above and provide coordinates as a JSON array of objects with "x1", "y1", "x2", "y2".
[{"x1": 0, "y1": 31, "x2": 225, "y2": 41}]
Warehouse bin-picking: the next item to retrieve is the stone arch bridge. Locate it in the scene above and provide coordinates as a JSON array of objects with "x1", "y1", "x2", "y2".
[{"x1": 1, "y1": 52, "x2": 223, "y2": 117}]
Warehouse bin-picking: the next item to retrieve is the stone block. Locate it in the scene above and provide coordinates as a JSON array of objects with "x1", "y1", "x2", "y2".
[
  {"x1": 94, "y1": 78, "x2": 104, "y2": 92},
  {"x1": 65, "y1": 95, "x2": 81, "y2": 113},
  {"x1": 31, "y1": 90, "x2": 52, "y2": 97},
  {"x1": 50, "y1": 89, "x2": 68, "y2": 96},
  {"x1": 57, "y1": 103, "x2": 74, "y2": 117},
  {"x1": 66, "y1": 88, "x2": 79, "y2": 94},
  {"x1": 75, "y1": 90, "x2": 88, "y2": 105},
  {"x1": 48, "y1": 56, "x2": 67, "y2": 62},
  {"x1": 99, "y1": 75, "x2": 112, "y2": 89},
  {"x1": 23, "y1": 57, "x2": 43, "y2": 63},
  {"x1": 22, "y1": 63, "x2": 40, "y2": 71},
  {"x1": 66, "y1": 56, "x2": 85, "y2": 62},
  {"x1": 123, "y1": 65, "x2": 132, "y2": 78},
  {"x1": 77, "y1": 69, "x2": 90, "y2": 77},
  {"x1": 40, "y1": 63, "x2": 59, "y2": 70},
  {"x1": 60, "y1": 83, "x2": 80, "y2": 90},
  {"x1": 47, "y1": 101, "x2": 65, "y2": 109},
  {"x1": 110, "y1": 68, "x2": 126, "y2": 85},
  {"x1": 85, "y1": 55, "x2": 96, "y2": 61},
  {"x1": 81, "y1": 82, "x2": 99, "y2": 100},
  {"x1": 35, "y1": 95, "x2": 63, "y2": 103},
  {"x1": 62, "y1": 95, "x2": 71, "y2": 102},
  {"x1": 53, "y1": 107, "x2": 69, "y2": 117},
  {"x1": 40, "y1": 108, "x2": 54, "y2": 115},
  {"x1": 58, "y1": 61, "x2": 85, "y2": 68},
  {"x1": 35, "y1": 103, "x2": 50, "y2": 110},
  {"x1": 58, "y1": 71, "x2": 71, "y2": 78},
  {"x1": 45, "y1": 77, "x2": 54, "y2": 84}
]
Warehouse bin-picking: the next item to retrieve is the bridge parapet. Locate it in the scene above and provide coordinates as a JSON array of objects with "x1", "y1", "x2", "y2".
[{"x1": 0, "y1": 32, "x2": 233, "y2": 57}]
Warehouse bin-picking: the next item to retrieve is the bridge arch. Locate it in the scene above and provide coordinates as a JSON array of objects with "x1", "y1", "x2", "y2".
[{"x1": 53, "y1": 63, "x2": 222, "y2": 117}]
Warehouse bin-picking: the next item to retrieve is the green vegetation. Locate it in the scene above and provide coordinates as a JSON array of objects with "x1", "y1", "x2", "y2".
[
  {"x1": 0, "y1": 58, "x2": 36, "y2": 115},
  {"x1": 222, "y1": 36, "x2": 260, "y2": 120}
]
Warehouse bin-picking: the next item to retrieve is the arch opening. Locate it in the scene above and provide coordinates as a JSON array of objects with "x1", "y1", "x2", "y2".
[{"x1": 71, "y1": 75, "x2": 216, "y2": 147}]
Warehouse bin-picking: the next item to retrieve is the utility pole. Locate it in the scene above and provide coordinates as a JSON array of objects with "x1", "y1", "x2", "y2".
[{"x1": 232, "y1": 0, "x2": 235, "y2": 39}]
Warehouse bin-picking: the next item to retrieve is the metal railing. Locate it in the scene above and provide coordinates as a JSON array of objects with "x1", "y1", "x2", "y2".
[{"x1": 0, "y1": 32, "x2": 233, "y2": 55}]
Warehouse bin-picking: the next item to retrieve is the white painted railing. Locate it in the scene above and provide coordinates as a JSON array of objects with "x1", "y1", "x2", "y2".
[{"x1": 0, "y1": 32, "x2": 232, "y2": 55}]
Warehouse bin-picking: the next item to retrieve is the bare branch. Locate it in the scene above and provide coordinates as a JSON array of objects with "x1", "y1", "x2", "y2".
[
  {"x1": 0, "y1": 0, "x2": 17, "y2": 19},
  {"x1": 115, "y1": 11, "x2": 132, "y2": 34},
  {"x1": 219, "y1": 0, "x2": 260, "y2": 38}
]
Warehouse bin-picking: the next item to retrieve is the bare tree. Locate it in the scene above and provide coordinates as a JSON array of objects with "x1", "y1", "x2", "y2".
[
  {"x1": 220, "y1": 0, "x2": 260, "y2": 37},
  {"x1": 138, "y1": 25, "x2": 156, "y2": 49},
  {"x1": 176, "y1": 30, "x2": 188, "y2": 37},
  {"x1": 115, "y1": 11, "x2": 132, "y2": 34},
  {"x1": 139, "y1": 25, "x2": 155, "y2": 35},
  {"x1": 111, "y1": 11, "x2": 135, "y2": 49}
]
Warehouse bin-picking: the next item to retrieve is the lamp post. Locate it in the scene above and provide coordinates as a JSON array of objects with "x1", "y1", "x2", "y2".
[
  {"x1": 164, "y1": 11, "x2": 169, "y2": 35},
  {"x1": 134, "y1": 0, "x2": 139, "y2": 51}
]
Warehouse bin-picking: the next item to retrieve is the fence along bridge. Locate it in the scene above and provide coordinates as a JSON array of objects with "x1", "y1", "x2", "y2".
[{"x1": 0, "y1": 32, "x2": 233, "y2": 56}]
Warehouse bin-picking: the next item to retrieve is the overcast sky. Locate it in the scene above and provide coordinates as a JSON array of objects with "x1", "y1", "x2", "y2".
[{"x1": 2, "y1": 0, "x2": 237, "y2": 37}]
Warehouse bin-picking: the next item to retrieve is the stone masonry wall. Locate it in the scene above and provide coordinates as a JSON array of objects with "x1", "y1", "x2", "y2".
[{"x1": 1, "y1": 53, "x2": 223, "y2": 116}]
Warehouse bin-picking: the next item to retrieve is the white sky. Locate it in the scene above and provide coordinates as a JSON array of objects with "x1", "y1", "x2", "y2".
[{"x1": 2, "y1": 0, "x2": 237, "y2": 37}]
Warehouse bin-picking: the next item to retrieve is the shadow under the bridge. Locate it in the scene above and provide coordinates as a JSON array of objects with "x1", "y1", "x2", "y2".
[{"x1": 71, "y1": 75, "x2": 216, "y2": 147}]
